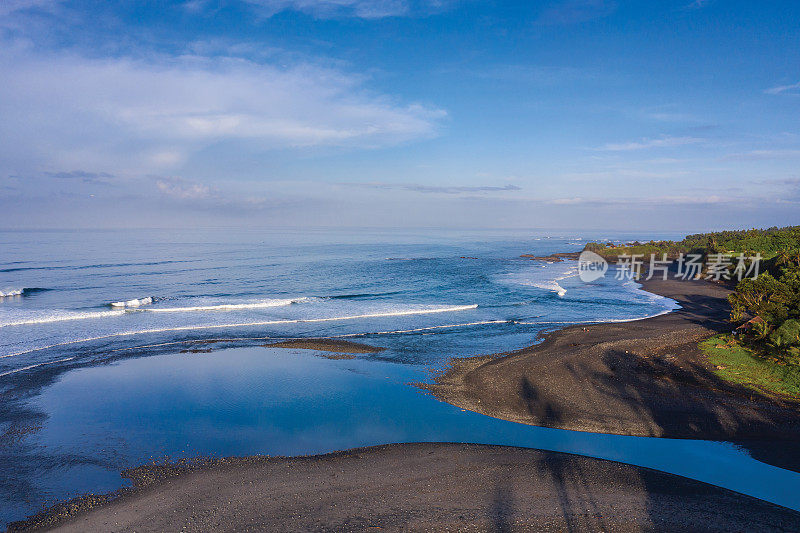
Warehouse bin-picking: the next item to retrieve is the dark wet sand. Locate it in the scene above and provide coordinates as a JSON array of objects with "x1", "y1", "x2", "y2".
[
  {"x1": 261, "y1": 338, "x2": 385, "y2": 359},
  {"x1": 11, "y1": 443, "x2": 800, "y2": 532},
  {"x1": 425, "y1": 276, "x2": 800, "y2": 469},
  {"x1": 262, "y1": 338, "x2": 384, "y2": 353}
]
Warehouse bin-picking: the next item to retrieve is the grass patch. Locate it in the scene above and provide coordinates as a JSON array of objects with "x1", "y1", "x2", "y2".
[{"x1": 700, "y1": 334, "x2": 800, "y2": 399}]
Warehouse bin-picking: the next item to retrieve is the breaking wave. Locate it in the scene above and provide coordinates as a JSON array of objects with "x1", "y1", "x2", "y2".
[
  {"x1": 0, "y1": 298, "x2": 309, "y2": 328},
  {"x1": 110, "y1": 297, "x2": 154, "y2": 308},
  {"x1": 528, "y1": 281, "x2": 568, "y2": 297},
  {"x1": 0, "y1": 288, "x2": 49, "y2": 298},
  {"x1": 503, "y1": 265, "x2": 578, "y2": 297},
  {"x1": 0, "y1": 288, "x2": 24, "y2": 297},
  {"x1": 0, "y1": 304, "x2": 480, "y2": 359},
  {"x1": 144, "y1": 298, "x2": 308, "y2": 313}
]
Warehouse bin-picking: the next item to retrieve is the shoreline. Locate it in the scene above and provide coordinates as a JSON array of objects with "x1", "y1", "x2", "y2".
[
  {"x1": 10, "y1": 443, "x2": 800, "y2": 532},
  {"x1": 8, "y1": 265, "x2": 800, "y2": 530},
  {"x1": 423, "y1": 275, "x2": 800, "y2": 468}
]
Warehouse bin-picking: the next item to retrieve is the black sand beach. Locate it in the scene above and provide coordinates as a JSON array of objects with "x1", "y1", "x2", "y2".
[
  {"x1": 11, "y1": 443, "x2": 800, "y2": 532},
  {"x1": 426, "y1": 277, "x2": 800, "y2": 450}
]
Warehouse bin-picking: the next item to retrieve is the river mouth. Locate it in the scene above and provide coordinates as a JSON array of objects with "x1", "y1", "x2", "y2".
[
  {"x1": 1, "y1": 230, "x2": 796, "y2": 527},
  {"x1": 3, "y1": 344, "x2": 800, "y2": 526}
]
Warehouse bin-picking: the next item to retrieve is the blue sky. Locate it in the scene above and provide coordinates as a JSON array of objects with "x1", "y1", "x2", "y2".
[{"x1": 1, "y1": 0, "x2": 799, "y2": 231}]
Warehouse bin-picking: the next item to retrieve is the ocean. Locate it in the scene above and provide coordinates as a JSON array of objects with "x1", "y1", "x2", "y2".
[
  {"x1": 1, "y1": 228, "x2": 798, "y2": 526},
  {"x1": 0, "y1": 228, "x2": 675, "y2": 374}
]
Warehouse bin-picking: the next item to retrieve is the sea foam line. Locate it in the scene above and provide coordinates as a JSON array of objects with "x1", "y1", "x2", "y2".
[
  {"x1": 0, "y1": 357, "x2": 76, "y2": 378},
  {"x1": 515, "y1": 308, "x2": 674, "y2": 326},
  {"x1": 99, "y1": 320, "x2": 509, "y2": 354},
  {"x1": 144, "y1": 298, "x2": 306, "y2": 313},
  {"x1": 0, "y1": 310, "x2": 127, "y2": 328},
  {"x1": 330, "y1": 319, "x2": 507, "y2": 338},
  {"x1": 0, "y1": 299, "x2": 305, "y2": 328},
  {"x1": 0, "y1": 318, "x2": 504, "y2": 376},
  {"x1": 0, "y1": 304, "x2": 479, "y2": 359}
]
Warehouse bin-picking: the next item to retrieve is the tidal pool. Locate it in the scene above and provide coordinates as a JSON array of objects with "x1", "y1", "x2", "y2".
[{"x1": 3, "y1": 345, "x2": 799, "y2": 526}]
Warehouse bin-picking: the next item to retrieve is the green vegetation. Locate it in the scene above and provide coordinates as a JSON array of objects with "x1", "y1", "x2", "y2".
[
  {"x1": 681, "y1": 227, "x2": 800, "y2": 256},
  {"x1": 701, "y1": 334, "x2": 800, "y2": 399},
  {"x1": 584, "y1": 240, "x2": 686, "y2": 260},
  {"x1": 585, "y1": 225, "x2": 800, "y2": 262},
  {"x1": 729, "y1": 259, "x2": 800, "y2": 363},
  {"x1": 584, "y1": 226, "x2": 800, "y2": 363}
]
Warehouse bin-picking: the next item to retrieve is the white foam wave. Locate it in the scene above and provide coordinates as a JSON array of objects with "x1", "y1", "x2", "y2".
[
  {"x1": 0, "y1": 304, "x2": 479, "y2": 360},
  {"x1": 621, "y1": 280, "x2": 681, "y2": 311},
  {"x1": 503, "y1": 264, "x2": 577, "y2": 297},
  {"x1": 0, "y1": 357, "x2": 75, "y2": 378},
  {"x1": 555, "y1": 268, "x2": 578, "y2": 281},
  {"x1": 515, "y1": 308, "x2": 674, "y2": 326},
  {"x1": 334, "y1": 319, "x2": 507, "y2": 337},
  {"x1": 106, "y1": 320, "x2": 511, "y2": 351},
  {"x1": 110, "y1": 297, "x2": 153, "y2": 308},
  {"x1": 144, "y1": 298, "x2": 305, "y2": 313},
  {"x1": 0, "y1": 297, "x2": 308, "y2": 328},
  {"x1": 105, "y1": 320, "x2": 509, "y2": 354},
  {"x1": 529, "y1": 281, "x2": 567, "y2": 297},
  {"x1": 0, "y1": 310, "x2": 126, "y2": 328},
  {"x1": 0, "y1": 288, "x2": 24, "y2": 297}
]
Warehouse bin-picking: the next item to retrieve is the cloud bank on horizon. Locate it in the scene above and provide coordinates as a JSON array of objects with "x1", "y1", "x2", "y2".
[{"x1": 1, "y1": 0, "x2": 799, "y2": 231}]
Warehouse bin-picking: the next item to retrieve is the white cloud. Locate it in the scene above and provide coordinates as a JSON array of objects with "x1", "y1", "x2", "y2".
[
  {"x1": 0, "y1": 44, "x2": 445, "y2": 175},
  {"x1": 597, "y1": 136, "x2": 705, "y2": 151},
  {"x1": 764, "y1": 81, "x2": 800, "y2": 95},
  {"x1": 551, "y1": 197, "x2": 586, "y2": 205},
  {"x1": 342, "y1": 182, "x2": 522, "y2": 194},
  {"x1": 156, "y1": 177, "x2": 213, "y2": 199},
  {"x1": 242, "y1": 0, "x2": 441, "y2": 19},
  {"x1": 0, "y1": 0, "x2": 59, "y2": 17},
  {"x1": 550, "y1": 194, "x2": 738, "y2": 207},
  {"x1": 722, "y1": 149, "x2": 800, "y2": 161}
]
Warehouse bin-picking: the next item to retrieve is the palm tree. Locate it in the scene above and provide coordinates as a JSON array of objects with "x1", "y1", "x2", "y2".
[
  {"x1": 792, "y1": 251, "x2": 800, "y2": 268},
  {"x1": 776, "y1": 249, "x2": 790, "y2": 266}
]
